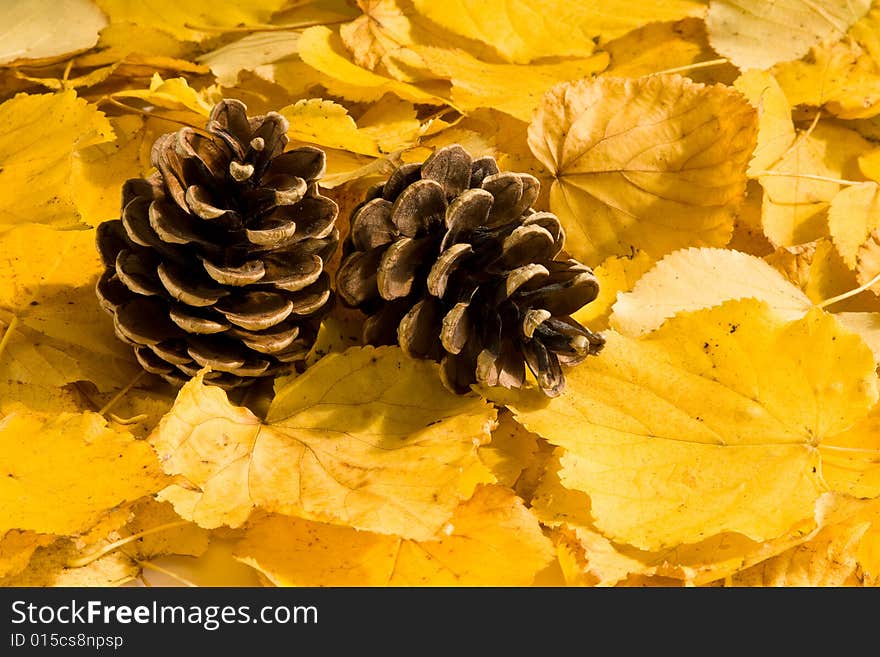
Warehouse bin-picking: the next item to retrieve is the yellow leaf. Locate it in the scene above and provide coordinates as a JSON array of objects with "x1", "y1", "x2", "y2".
[
  {"x1": 357, "y1": 95, "x2": 422, "y2": 153},
  {"x1": 281, "y1": 98, "x2": 381, "y2": 156},
  {"x1": 733, "y1": 71, "x2": 797, "y2": 176},
  {"x1": 0, "y1": 0, "x2": 107, "y2": 66},
  {"x1": 139, "y1": 537, "x2": 264, "y2": 587},
  {"x1": 411, "y1": 0, "x2": 593, "y2": 64},
  {"x1": 122, "y1": 499, "x2": 210, "y2": 560},
  {"x1": 0, "y1": 225, "x2": 143, "y2": 393},
  {"x1": 531, "y1": 453, "x2": 822, "y2": 585},
  {"x1": 496, "y1": 300, "x2": 878, "y2": 551},
  {"x1": 569, "y1": 250, "x2": 655, "y2": 333},
  {"x1": 822, "y1": 402, "x2": 880, "y2": 498},
  {"x1": 418, "y1": 45, "x2": 609, "y2": 121},
  {"x1": 479, "y1": 409, "x2": 539, "y2": 489},
  {"x1": 0, "y1": 530, "x2": 55, "y2": 579},
  {"x1": 603, "y1": 18, "x2": 738, "y2": 84},
  {"x1": 610, "y1": 247, "x2": 812, "y2": 336},
  {"x1": 71, "y1": 115, "x2": 146, "y2": 227},
  {"x1": 705, "y1": 0, "x2": 871, "y2": 71},
  {"x1": 528, "y1": 75, "x2": 756, "y2": 266},
  {"x1": 149, "y1": 347, "x2": 495, "y2": 539},
  {"x1": 93, "y1": 0, "x2": 290, "y2": 43},
  {"x1": 0, "y1": 410, "x2": 167, "y2": 536},
  {"x1": 774, "y1": 42, "x2": 880, "y2": 120},
  {"x1": 764, "y1": 239, "x2": 879, "y2": 312},
  {"x1": 860, "y1": 146, "x2": 880, "y2": 182},
  {"x1": 235, "y1": 485, "x2": 554, "y2": 586},
  {"x1": 759, "y1": 121, "x2": 872, "y2": 247},
  {"x1": 197, "y1": 31, "x2": 303, "y2": 86},
  {"x1": 113, "y1": 73, "x2": 219, "y2": 117},
  {"x1": 0, "y1": 91, "x2": 113, "y2": 231},
  {"x1": 730, "y1": 515, "x2": 871, "y2": 586},
  {"x1": 74, "y1": 22, "x2": 196, "y2": 68},
  {"x1": 835, "y1": 312, "x2": 880, "y2": 363},
  {"x1": 298, "y1": 25, "x2": 448, "y2": 105},
  {"x1": 0, "y1": 539, "x2": 138, "y2": 587},
  {"x1": 827, "y1": 181, "x2": 880, "y2": 295}
]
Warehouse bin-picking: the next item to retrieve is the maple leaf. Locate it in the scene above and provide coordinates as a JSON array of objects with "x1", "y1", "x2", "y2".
[{"x1": 528, "y1": 74, "x2": 757, "y2": 266}]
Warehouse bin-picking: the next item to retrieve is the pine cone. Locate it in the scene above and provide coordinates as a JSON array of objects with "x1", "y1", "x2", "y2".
[
  {"x1": 336, "y1": 144, "x2": 604, "y2": 397},
  {"x1": 95, "y1": 99, "x2": 339, "y2": 390}
]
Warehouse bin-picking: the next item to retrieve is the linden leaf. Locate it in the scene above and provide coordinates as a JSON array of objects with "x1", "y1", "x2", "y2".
[
  {"x1": 527, "y1": 75, "x2": 756, "y2": 266},
  {"x1": 149, "y1": 347, "x2": 496, "y2": 539},
  {"x1": 821, "y1": 402, "x2": 880, "y2": 498},
  {"x1": 479, "y1": 409, "x2": 540, "y2": 489},
  {"x1": 298, "y1": 26, "x2": 448, "y2": 105},
  {"x1": 706, "y1": 0, "x2": 871, "y2": 71},
  {"x1": 732, "y1": 71, "x2": 797, "y2": 176},
  {"x1": 496, "y1": 300, "x2": 878, "y2": 551},
  {"x1": 758, "y1": 121, "x2": 872, "y2": 247},
  {"x1": 417, "y1": 45, "x2": 610, "y2": 122},
  {"x1": 860, "y1": 146, "x2": 880, "y2": 183},
  {"x1": 827, "y1": 181, "x2": 880, "y2": 293},
  {"x1": 0, "y1": 0, "x2": 108, "y2": 65},
  {"x1": 773, "y1": 41, "x2": 880, "y2": 120},
  {"x1": 112, "y1": 73, "x2": 219, "y2": 117},
  {"x1": 0, "y1": 530, "x2": 55, "y2": 579},
  {"x1": 234, "y1": 485, "x2": 554, "y2": 586},
  {"x1": 71, "y1": 115, "x2": 146, "y2": 227},
  {"x1": 412, "y1": 0, "x2": 704, "y2": 64},
  {"x1": 570, "y1": 250, "x2": 655, "y2": 333},
  {"x1": 0, "y1": 539, "x2": 138, "y2": 587},
  {"x1": 533, "y1": 454, "x2": 834, "y2": 586},
  {"x1": 0, "y1": 91, "x2": 113, "y2": 231},
  {"x1": 0, "y1": 410, "x2": 168, "y2": 536},
  {"x1": 121, "y1": 499, "x2": 210, "y2": 560},
  {"x1": 603, "y1": 18, "x2": 739, "y2": 84},
  {"x1": 93, "y1": 0, "x2": 290, "y2": 43},
  {"x1": 610, "y1": 247, "x2": 812, "y2": 336},
  {"x1": 281, "y1": 98, "x2": 382, "y2": 157},
  {"x1": 729, "y1": 512, "x2": 874, "y2": 586},
  {"x1": 197, "y1": 31, "x2": 303, "y2": 87},
  {"x1": 835, "y1": 312, "x2": 880, "y2": 363}
]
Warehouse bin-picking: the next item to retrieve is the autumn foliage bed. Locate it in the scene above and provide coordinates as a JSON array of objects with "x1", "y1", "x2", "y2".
[{"x1": 1, "y1": 0, "x2": 880, "y2": 587}]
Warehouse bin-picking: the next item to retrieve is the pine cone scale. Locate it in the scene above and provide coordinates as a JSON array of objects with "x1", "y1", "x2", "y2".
[
  {"x1": 336, "y1": 144, "x2": 604, "y2": 397},
  {"x1": 96, "y1": 99, "x2": 338, "y2": 389}
]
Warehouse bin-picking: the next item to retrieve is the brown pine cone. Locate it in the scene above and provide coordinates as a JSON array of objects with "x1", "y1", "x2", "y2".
[
  {"x1": 336, "y1": 144, "x2": 604, "y2": 397},
  {"x1": 95, "y1": 99, "x2": 338, "y2": 390}
]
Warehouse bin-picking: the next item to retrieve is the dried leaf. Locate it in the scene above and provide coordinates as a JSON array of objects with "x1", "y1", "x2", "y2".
[
  {"x1": 0, "y1": 91, "x2": 113, "y2": 231},
  {"x1": 494, "y1": 300, "x2": 878, "y2": 551},
  {"x1": 706, "y1": 0, "x2": 871, "y2": 70},
  {"x1": 0, "y1": 0, "x2": 108, "y2": 66},
  {"x1": 149, "y1": 347, "x2": 495, "y2": 539},
  {"x1": 528, "y1": 75, "x2": 756, "y2": 266}
]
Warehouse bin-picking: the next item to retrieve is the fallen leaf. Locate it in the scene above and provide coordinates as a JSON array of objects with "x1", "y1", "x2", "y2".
[
  {"x1": 0, "y1": 91, "x2": 113, "y2": 231},
  {"x1": 0, "y1": 410, "x2": 167, "y2": 536},
  {"x1": 706, "y1": 0, "x2": 871, "y2": 71},
  {"x1": 281, "y1": 98, "x2": 382, "y2": 156},
  {"x1": 610, "y1": 247, "x2": 812, "y2": 336},
  {"x1": 479, "y1": 409, "x2": 540, "y2": 489},
  {"x1": 528, "y1": 75, "x2": 756, "y2": 266},
  {"x1": 0, "y1": 0, "x2": 108, "y2": 66},
  {"x1": 234, "y1": 484, "x2": 554, "y2": 586},
  {"x1": 197, "y1": 31, "x2": 302, "y2": 87},
  {"x1": 0, "y1": 530, "x2": 55, "y2": 578},
  {"x1": 495, "y1": 300, "x2": 878, "y2": 551},
  {"x1": 733, "y1": 70, "x2": 797, "y2": 176},
  {"x1": 570, "y1": 250, "x2": 655, "y2": 333},
  {"x1": 0, "y1": 538, "x2": 138, "y2": 587},
  {"x1": 149, "y1": 347, "x2": 495, "y2": 539}
]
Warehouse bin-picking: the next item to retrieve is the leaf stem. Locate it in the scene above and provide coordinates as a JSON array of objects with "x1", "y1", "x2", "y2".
[
  {"x1": 817, "y1": 270, "x2": 880, "y2": 309},
  {"x1": 98, "y1": 98, "x2": 211, "y2": 134},
  {"x1": 0, "y1": 316, "x2": 19, "y2": 363},
  {"x1": 647, "y1": 58, "x2": 730, "y2": 77},
  {"x1": 67, "y1": 520, "x2": 190, "y2": 568},
  {"x1": 754, "y1": 171, "x2": 863, "y2": 186},
  {"x1": 183, "y1": 18, "x2": 349, "y2": 33},
  {"x1": 98, "y1": 370, "x2": 146, "y2": 417},
  {"x1": 137, "y1": 558, "x2": 198, "y2": 587}
]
